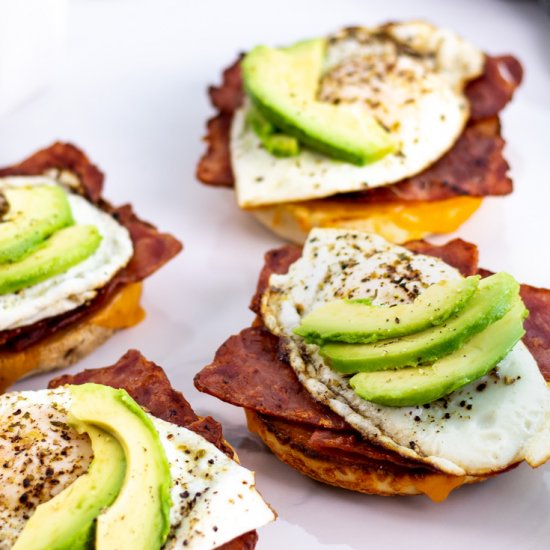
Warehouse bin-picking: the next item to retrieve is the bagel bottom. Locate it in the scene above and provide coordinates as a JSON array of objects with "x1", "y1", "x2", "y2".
[
  {"x1": 249, "y1": 196, "x2": 483, "y2": 245},
  {"x1": 245, "y1": 409, "x2": 490, "y2": 502},
  {"x1": 0, "y1": 282, "x2": 145, "y2": 392}
]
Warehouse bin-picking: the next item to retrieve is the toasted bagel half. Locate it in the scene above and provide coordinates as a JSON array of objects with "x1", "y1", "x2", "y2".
[{"x1": 246, "y1": 410, "x2": 489, "y2": 502}]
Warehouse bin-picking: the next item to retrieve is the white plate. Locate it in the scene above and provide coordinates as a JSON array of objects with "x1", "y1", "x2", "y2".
[{"x1": 1, "y1": 0, "x2": 550, "y2": 548}]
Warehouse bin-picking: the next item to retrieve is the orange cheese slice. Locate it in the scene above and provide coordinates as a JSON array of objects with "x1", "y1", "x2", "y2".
[
  {"x1": 410, "y1": 473, "x2": 471, "y2": 503},
  {"x1": 0, "y1": 282, "x2": 145, "y2": 391},
  {"x1": 251, "y1": 196, "x2": 483, "y2": 244},
  {"x1": 90, "y1": 281, "x2": 145, "y2": 329}
]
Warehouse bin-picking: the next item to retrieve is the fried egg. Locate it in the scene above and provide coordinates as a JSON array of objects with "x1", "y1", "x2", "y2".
[
  {"x1": 232, "y1": 21, "x2": 485, "y2": 207},
  {"x1": 0, "y1": 176, "x2": 133, "y2": 331},
  {"x1": 0, "y1": 388, "x2": 274, "y2": 550},
  {"x1": 261, "y1": 228, "x2": 550, "y2": 476}
]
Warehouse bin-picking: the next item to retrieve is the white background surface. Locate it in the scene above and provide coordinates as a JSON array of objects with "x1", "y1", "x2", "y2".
[{"x1": 1, "y1": 0, "x2": 550, "y2": 548}]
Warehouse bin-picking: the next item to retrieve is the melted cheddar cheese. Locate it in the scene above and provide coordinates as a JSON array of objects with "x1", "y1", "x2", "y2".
[
  {"x1": 251, "y1": 196, "x2": 482, "y2": 244},
  {"x1": 410, "y1": 474, "x2": 471, "y2": 503},
  {"x1": 90, "y1": 282, "x2": 145, "y2": 329},
  {"x1": 0, "y1": 283, "x2": 145, "y2": 391}
]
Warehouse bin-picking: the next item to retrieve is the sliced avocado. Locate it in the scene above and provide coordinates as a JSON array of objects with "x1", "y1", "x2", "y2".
[
  {"x1": 0, "y1": 185, "x2": 73, "y2": 264},
  {"x1": 282, "y1": 38, "x2": 327, "y2": 91},
  {"x1": 68, "y1": 384, "x2": 172, "y2": 550},
  {"x1": 295, "y1": 276, "x2": 480, "y2": 345},
  {"x1": 247, "y1": 106, "x2": 300, "y2": 157},
  {"x1": 321, "y1": 273, "x2": 518, "y2": 373},
  {"x1": 349, "y1": 298, "x2": 528, "y2": 407},
  {"x1": 242, "y1": 39, "x2": 395, "y2": 165},
  {"x1": 0, "y1": 224, "x2": 101, "y2": 295},
  {"x1": 13, "y1": 424, "x2": 126, "y2": 550}
]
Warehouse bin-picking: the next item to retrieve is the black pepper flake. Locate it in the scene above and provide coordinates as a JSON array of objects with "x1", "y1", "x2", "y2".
[{"x1": 476, "y1": 382, "x2": 487, "y2": 392}]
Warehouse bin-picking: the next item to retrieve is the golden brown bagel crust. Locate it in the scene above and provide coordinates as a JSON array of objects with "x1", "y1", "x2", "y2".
[
  {"x1": 0, "y1": 323, "x2": 115, "y2": 384},
  {"x1": 246, "y1": 410, "x2": 488, "y2": 501},
  {"x1": 0, "y1": 283, "x2": 146, "y2": 392}
]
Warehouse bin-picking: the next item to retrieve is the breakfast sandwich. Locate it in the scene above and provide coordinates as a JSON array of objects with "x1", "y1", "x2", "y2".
[
  {"x1": 0, "y1": 143, "x2": 181, "y2": 391},
  {"x1": 0, "y1": 350, "x2": 275, "y2": 549},
  {"x1": 197, "y1": 21, "x2": 522, "y2": 244},
  {"x1": 195, "y1": 228, "x2": 550, "y2": 501}
]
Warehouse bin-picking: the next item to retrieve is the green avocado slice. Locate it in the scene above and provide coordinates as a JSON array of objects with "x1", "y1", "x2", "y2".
[
  {"x1": 246, "y1": 106, "x2": 300, "y2": 157},
  {"x1": 12, "y1": 424, "x2": 126, "y2": 550},
  {"x1": 242, "y1": 39, "x2": 395, "y2": 165},
  {"x1": 0, "y1": 224, "x2": 101, "y2": 295},
  {"x1": 321, "y1": 273, "x2": 518, "y2": 373},
  {"x1": 349, "y1": 298, "x2": 528, "y2": 407},
  {"x1": 68, "y1": 384, "x2": 172, "y2": 550},
  {"x1": 295, "y1": 276, "x2": 480, "y2": 345},
  {"x1": 0, "y1": 185, "x2": 74, "y2": 264}
]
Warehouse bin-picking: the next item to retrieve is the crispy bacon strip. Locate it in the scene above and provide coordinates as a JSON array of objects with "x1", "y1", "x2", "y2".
[
  {"x1": 262, "y1": 414, "x2": 433, "y2": 473},
  {"x1": 209, "y1": 58, "x2": 244, "y2": 113},
  {"x1": 521, "y1": 284, "x2": 550, "y2": 381},
  {"x1": 49, "y1": 350, "x2": 258, "y2": 549},
  {"x1": 307, "y1": 429, "x2": 422, "y2": 468},
  {"x1": 217, "y1": 532, "x2": 258, "y2": 550},
  {"x1": 196, "y1": 113, "x2": 235, "y2": 187},
  {"x1": 250, "y1": 245, "x2": 302, "y2": 315},
  {"x1": 347, "y1": 117, "x2": 512, "y2": 202},
  {"x1": 0, "y1": 143, "x2": 182, "y2": 351},
  {"x1": 196, "y1": 55, "x2": 522, "y2": 198},
  {"x1": 0, "y1": 142, "x2": 104, "y2": 202},
  {"x1": 478, "y1": 269, "x2": 550, "y2": 381},
  {"x1": 466, "y1": 56, "x2": 523, "y2": 121},
  {"x1": 195, "y1": 326, "x2": 347, "y2": 430},
  {"x1": 196, "y1": 59, "x2": 243, "y2": 188},
  {"x1": 50, "y1": 350, "x2": 197, "y2": 423},
  {"x1": 405, "y1": 238, "x2": 480, "y2": 276}
]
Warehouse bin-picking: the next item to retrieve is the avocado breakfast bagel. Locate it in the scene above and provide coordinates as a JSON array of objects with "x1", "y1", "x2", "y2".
[
  {"x1": 195, "y1": 228, "x2": 550, "y2": 501},
  {"x1": 0, "y1": 143, "x2": 181, "y2": 391},
  {"x1": 197, "y1": 21, "x2": 523, "y2": 244},
  {"x1": 0, "y1": 350, "x2": 275, "y2": 549}
]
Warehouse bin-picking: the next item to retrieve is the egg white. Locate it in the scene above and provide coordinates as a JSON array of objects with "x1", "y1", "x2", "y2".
[
  {"x1": 0, "y1": 388, "x2": 274, "y2": 549},
  {"x1": 0, "y1": 389, "x2": 92, "y2": 550},
  {"x1": 0, "y1": 176, "x2": 133, "y2": 331},
  {"x1": 232, "y1": 21, "x2": 485, "y2": 208},
  {"x1": 261, "y1": 228, "x2": 550, "y2": 476},
  {"x1": 154, "y1": 417, "x2": 275, "y2": 550}
]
